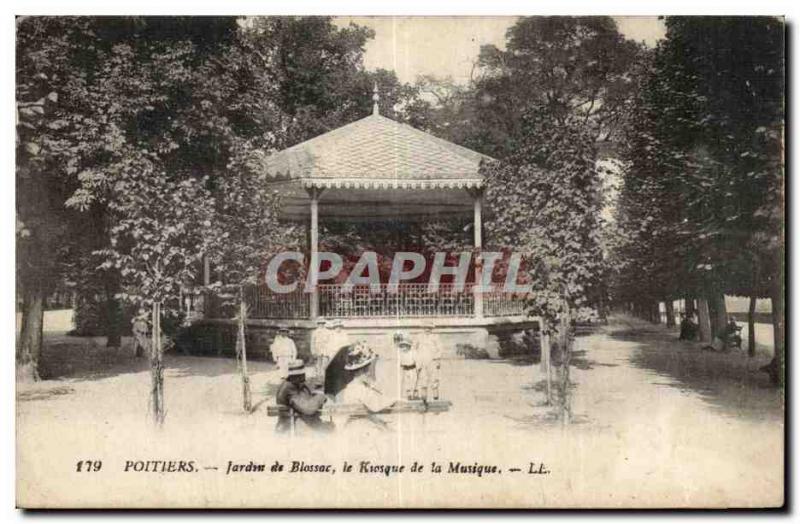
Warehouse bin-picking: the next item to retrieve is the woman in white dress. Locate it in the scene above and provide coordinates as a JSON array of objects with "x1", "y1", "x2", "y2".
[{"x1": 336, "y1": 341, "x2": 396, "y2": 434}]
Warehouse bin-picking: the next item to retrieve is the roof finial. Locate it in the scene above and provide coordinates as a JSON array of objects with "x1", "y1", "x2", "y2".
[{"x1": 372, "y1": 81, "x2": 380, "y2": 116}]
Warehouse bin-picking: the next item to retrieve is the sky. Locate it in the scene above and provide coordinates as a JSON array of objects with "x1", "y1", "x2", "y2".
[{"x1": 334, "y1": 16, "x2": 666, "y2": 85}]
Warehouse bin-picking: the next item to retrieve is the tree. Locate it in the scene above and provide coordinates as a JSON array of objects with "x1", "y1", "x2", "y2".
[
  {"x1": 16, "y1": 17, "x2": 241, "y2": 379},
  {"x1": 206, "y1": 148, "x2": 283, "y2": 412},
  {"x1": 97, "y1": 159, "x2": 216, "y2": 424},
  {"x1": 663, "y1": 18, "x2": 784, "y2": 376},
  {"x1": 607, "y1": 45, "x2": 701, "y2": 330},
  {"x1": 187, "y1": 28, "x2": 288, "y2": 409},
  {"x1": 53, "y1": 16, "x2": 239, "y2": 421},
  {"x1": 239, "y1": 17, "x2": 428, "y2": 147},
  {"x1": 16, "y1": 17, "x2": 89, "y2": 380},
  {"x1": 484, "y1": 109, "x2": 605, "y2": 328},
  {"x1": 470, "y1": 17, "x2": 641, "y2": 158},
  {"x1": 609, "y1": 17, "x2": 784, "y2": 383},
  {"x1": 483, "y1": 109, "x2": 604, "y2": 417}
]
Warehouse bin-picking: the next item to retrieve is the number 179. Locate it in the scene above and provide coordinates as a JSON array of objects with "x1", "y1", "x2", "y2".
[{"x1": 76, "y1": 460, "x2": 102, "y2": 472}]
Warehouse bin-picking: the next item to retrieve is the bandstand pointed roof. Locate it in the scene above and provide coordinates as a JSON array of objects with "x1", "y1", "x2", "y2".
[
  {"x1": 263, "y1": 112, "x2": 491, "y2": 190},
  {"x1": 262, "y1": 105, "x2": 493, "y2": 222}
]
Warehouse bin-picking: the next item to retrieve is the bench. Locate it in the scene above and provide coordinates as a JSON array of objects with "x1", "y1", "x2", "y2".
[
  {"x1": 267, "y1": 400, "x2": 452, "y2": 435},
  {"x1": 266, "y1": 399, "x2": 452, "y2": 417}
]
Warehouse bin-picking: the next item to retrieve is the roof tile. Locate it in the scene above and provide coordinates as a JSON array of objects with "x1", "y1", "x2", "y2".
[{"x1": 261, "y1": 114, "x2": 492, "y2": 181}]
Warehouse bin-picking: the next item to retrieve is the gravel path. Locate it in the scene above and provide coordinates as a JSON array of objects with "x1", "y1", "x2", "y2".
[{"x1": 16, "y1": 315, "x2": 784, "y2": 508}]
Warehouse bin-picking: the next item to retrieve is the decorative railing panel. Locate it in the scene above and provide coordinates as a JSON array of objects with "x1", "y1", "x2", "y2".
[
  {"x1": 319, "y1": 284, "x2": 475, "y2": 318},
  {"x1": 245, "y1": 286, "x2": 310, "y2": 319},
  {"x1": 484, "y1": 289, "x2": 529, "y2": 317},
  {"x1": 232, "y1": 284, "x2": 528, "y2": 320}
]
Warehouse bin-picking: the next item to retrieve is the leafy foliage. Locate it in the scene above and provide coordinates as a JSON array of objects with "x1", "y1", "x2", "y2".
[
  {"x1": 610, "y1": 17, "x2": 784, "y2": 306},
  {"x1": 468, "y1": 17, "x2": 642, "y2": 157},
  {"x1": 484, "y1": 110, "x2": 605, "y2": 329},
  {"x1": 97, "y1": 163, "x2": 216, "y2": 307}
]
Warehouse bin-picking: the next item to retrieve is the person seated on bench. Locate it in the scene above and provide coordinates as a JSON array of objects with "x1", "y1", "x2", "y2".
[
  {"x1": 705, "y1": 317, "x2": 743, "y2": 353},
  {"x1": 679, "y1": 313, "x2": 698, "y2": 341},
  {"x1": 337, "y1": 342, "x2": 395, "y2": 433},
  {"x1": 723, "y1": 316, "x2": 743, "y2": 350},
  {"x1": 275, "y1": 359, "x2": 330, "y2": 434}
]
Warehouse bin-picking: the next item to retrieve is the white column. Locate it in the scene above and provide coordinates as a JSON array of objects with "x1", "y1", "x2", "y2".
[
  {"x1": 309, "y1": 188, "x2": 319, "y2": 319},
  {"x1": 473, "y1": 190, "x2": 484, "y2": 319}
]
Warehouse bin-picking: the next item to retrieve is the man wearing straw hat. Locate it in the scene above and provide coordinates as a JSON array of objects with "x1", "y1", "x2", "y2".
[
  {"x1": 270, "y1": 327, "x2": 297, "y2": 379},
  {"x1": 275, "y1": 359, "x2": 328, "y2": 434}
]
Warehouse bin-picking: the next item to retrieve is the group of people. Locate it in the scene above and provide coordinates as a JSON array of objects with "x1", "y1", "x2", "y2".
[
  {"x1": 270, "y1": 322, "x2": 444, "y2": 435},
  {"x1": 268, "y1": 321, "x2": 349, "y2": 383},
  {"x1": 679, "y1": 312, "x2": 743, "y2": 352},
  {"x1": 395, "y1": 326, "x2": 442, "y2": 401}
]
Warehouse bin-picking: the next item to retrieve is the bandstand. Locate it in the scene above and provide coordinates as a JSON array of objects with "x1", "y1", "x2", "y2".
[{"x1": 195, "y1": 90, "x2": 538, "y2": 360}]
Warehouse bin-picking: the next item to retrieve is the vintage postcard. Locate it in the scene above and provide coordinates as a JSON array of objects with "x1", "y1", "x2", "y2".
[{"x1": 15, "y1": 15, "x2": 785, "y2": 508}]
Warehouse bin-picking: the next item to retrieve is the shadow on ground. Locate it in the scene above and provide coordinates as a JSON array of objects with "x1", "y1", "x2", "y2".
[
  {"x1": 570, "y1": 349, "x2": 619, "y2": 370},
  {"x1": 608, "y1": 319, "x2": 783, "y2": 423},
  {"x1": 35, "y1": 336, "x2": 277, "y2": 383}
]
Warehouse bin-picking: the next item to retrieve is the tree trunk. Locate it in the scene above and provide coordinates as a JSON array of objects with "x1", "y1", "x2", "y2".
[
  {"x1": 18, "y1": 285, "x2": 44, "y2": 382},
  {"x1": 665, "y1": 300, "x2": 675, "y2": 327},
  {"x1": 697, "y1": 298, "x2": 712, "y2": 343},
  {"x1": 747, "y1": 258, "x2": 760, "y2": 358},
  {"x1": 150, "y1": 302, "x2": 165, "y2": 425},
  {"x1": 685, "y1": 296, "x2": 695, "y2": 318},
  {"x1": 237, "y1": 295, "x2": 252, "y2": 413},
  {"x1": 748, "y1": 295, "x2": 757, "y2": 357},
  {"x1": 771, "y1": 285, "x2": 784, "y2": 387},
  {"x1": 104, "y1": 273, "x2": 122, "y2": 348},
  {"x1": 709, "y1": 292, "x2": 728, "y2": 340}
]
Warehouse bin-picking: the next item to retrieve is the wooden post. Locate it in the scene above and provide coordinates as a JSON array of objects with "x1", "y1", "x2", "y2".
[
  {"x1": 238, "y1": 296, "x2": 252, "y2": 412},
  {"x1": 309, "y1": 188, "x2": 320, "y2": 320},
  {"x1": 560, "y1": 298, "x2": 572, "y2": 425},
  {"x1": 561, "y1": 297, "x2": 572, "y2": 424},
  {"x1": 201, "y1": 256, "x2": 211, "y2": 318},
  {"x1": 151, "y1": 302, "x2": 164, "y2": 426},
  {"x1": 540, "y1": 326, "x2": 552, "y2": 405},
  {"x1": 473, "y1": 190, "x2": 483, "y2": 319},
  {"x1": 748, "y1": 295, "x2": 757, "y2": 357}
]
